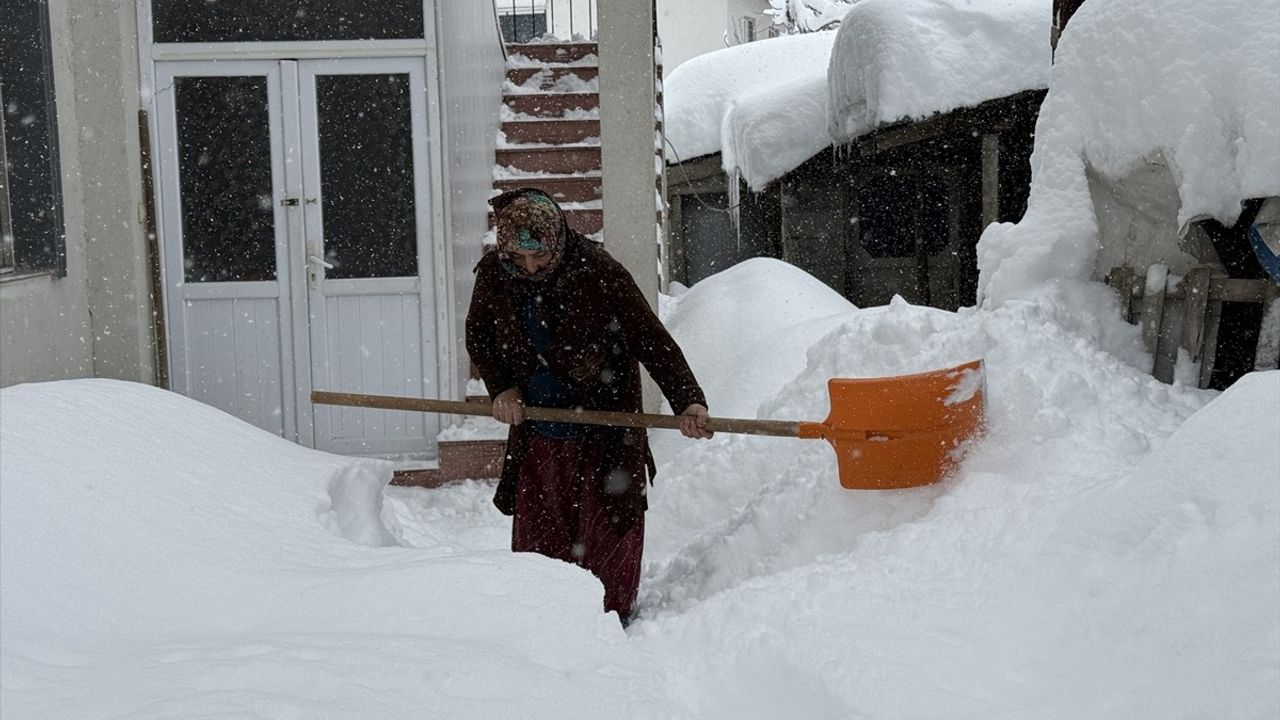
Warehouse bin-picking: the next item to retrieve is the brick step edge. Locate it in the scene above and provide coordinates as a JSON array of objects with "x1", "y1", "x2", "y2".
[
  {"x1": 392, "y1": 439, "x2": 506, "y2": 488},
  {"x1": 506, "y1": 42, "x2": 599, "y2": 64}
]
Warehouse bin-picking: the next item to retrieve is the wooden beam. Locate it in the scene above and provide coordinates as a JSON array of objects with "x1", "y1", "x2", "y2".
[{"x1": 1180, "y1": 266, "x2": 1212, "y2": 362}]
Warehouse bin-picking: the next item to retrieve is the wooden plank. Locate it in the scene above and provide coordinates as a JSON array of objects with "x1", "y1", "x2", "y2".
[
  {"x1": 1209, "y1": 277, "x2": 1280, "y2": 303},
  {"x1": 1140, "y1": 264, "x2": 1169, "y2": 363},
  {"x1": 1180, "y1": 265, "x2": 1212, "y2": 362},
  {"x1": 1198, "y1": 298, "x2": 1223, "y2": 388}
]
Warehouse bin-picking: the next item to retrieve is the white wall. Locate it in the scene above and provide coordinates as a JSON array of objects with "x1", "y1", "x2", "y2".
[
  {"x1": 435, "y1": 1, "x2": 506, "y2": 397},
  {"x1": 0, "y1": 0, "x2": 154, "y2": 388},
  {"x1": 657, "y1": 0, "x2": 771, "y2": 76}
]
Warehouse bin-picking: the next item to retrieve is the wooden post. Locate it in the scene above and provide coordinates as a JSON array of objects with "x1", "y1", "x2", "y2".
[
  {"x1": 1140, "y1": 264, "x2": 1169, "y2": 368},
  {"x1": 139, "y1": 110, "x2": 169, "y2": 389},
  {"x1": 981, "y1": 133, "x2": 1000, "y2": 228},
  {"x1": 913, "y1": 176, "x2": 931, "y2": 304},
  {"x1": 1106, "y1": 265, "x2": 1135, "y2": 323}
]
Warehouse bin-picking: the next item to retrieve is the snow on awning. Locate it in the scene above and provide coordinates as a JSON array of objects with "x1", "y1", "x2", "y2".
[
  {"x1": 827, "y1": 0, "x2": 1050, "y2": 143},
  {"x1": 664, "y1": 31, "x2": 837, "y2": 191}
]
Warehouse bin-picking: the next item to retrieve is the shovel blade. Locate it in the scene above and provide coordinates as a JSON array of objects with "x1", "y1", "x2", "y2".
[{"x1": 801, "y1": 360, "x2": 986, "y2": 490}]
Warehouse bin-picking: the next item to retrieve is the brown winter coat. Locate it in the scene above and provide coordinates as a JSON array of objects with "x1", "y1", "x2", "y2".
[{"x1": 465, "y1": 231, "x2": 707, "y2": 518}]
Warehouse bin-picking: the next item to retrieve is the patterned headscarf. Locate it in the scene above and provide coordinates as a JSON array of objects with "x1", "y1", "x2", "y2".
[{"x1": 492, "y1": 189, "x2": 567, "y2": 281}]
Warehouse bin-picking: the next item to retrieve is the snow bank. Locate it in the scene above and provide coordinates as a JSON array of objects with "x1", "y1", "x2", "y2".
[
  {"x1": 978, "y1": 0, "x2": 1280, "y2": 306},
  {"x1": 658, "y1": 258, "x2": 854, "y2": 417},
  {"x1": 827, "y1": 0, "x2": 1050, "y2": 142},
  {"x1": 664, "y1": 31, "x2": 838, "y2": 190},
  {"x1": 0, "y1": 380, "x2": 646, "y2": 718},
  {"x1": 638, "y1": 258, "x2": 1277, "y2": 718}
]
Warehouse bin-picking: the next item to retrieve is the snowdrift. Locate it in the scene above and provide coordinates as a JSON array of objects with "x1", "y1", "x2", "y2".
[
  {"x1": 2, "y1": 260, "x2": 1276, "y2": 718},
  {"x1": 0, "y1": 380, "x2": 644, "y2": 718}
]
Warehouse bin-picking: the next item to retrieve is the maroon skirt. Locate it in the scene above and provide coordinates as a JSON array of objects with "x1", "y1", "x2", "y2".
[{"x1": 513, "y1": 434, "x2": 644, "y2": 621}]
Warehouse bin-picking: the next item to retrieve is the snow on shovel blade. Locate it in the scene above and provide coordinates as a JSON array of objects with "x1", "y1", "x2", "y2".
[{"x1": 797, "y1": 359, "x2": 986, "y2": 490}]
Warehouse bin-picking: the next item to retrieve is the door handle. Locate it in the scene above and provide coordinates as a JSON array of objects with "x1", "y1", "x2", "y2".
[{"x1": 308, "y1": 254, "x2": 334, "y2": 270}]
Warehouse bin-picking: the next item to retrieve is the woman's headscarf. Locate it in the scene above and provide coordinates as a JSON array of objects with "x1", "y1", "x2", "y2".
[{"x1": 491, "y1": 188, "x2": 568, "y2": 281}]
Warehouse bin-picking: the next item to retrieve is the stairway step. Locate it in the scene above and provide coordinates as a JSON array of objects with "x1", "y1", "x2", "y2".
[
  {"x1": 565, "y1": 208, "x2": 604, "y2": 235},
  {"x1": 502, "y1": 119, "x2": 600, "y2": 145},
  {"x1": 504, "y1": 93, "x2": 598, "y2": 117},
  {"x1": 495, "y1": 175, "x2": 601, "y2": 203},
  {"x1": 496, "y1": 145, "x2": 601, "y2": 174},
  {"x1": 489, "y1": 207, "x2": 602, "y2": 235},
  {"x1": 507, "y1": 42, "x2": 598, "y2": 64},
  {"x1": 391, "y1": 439, "x2": 506, "y2": 487},
  {"x1": 507, "y1": 66, "x2": 598, "y2": 87}
]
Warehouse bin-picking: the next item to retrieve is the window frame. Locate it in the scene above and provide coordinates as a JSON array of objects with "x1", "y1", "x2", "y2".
[
  {"x1": 0, "y1": 82, "x2": 15, "y2": 275},
  {"x1": 0, "y1": 0, "x2": 67, "y2": 279}
]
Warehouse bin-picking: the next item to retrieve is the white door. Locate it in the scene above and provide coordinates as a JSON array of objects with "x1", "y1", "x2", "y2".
[{"x1": 155, "y1": 58, "x2": 440, "y2": 459}]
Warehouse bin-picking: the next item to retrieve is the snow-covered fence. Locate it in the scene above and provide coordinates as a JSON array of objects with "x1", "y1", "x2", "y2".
[{"x1": 1106, "y1": 264, "x2": 1280, "y2": 388}]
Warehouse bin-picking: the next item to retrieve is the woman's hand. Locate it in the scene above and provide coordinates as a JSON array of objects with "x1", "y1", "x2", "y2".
[
  {"x1": 492, "y1": 388, "x2": 525, "y2": 426},
  {"x1": 679, "y1": 403, "x2": 713, "y2": 439}
]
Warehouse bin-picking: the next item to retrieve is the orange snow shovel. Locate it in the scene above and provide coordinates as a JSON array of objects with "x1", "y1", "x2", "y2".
[{"x1": 312, "y1": 359, "x2": 985, "y2": 490}]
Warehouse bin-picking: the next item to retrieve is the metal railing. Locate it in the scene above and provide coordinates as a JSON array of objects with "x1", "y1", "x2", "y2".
[{"x1": 495, "y1": 0, "x2": 596, "y2": 43}]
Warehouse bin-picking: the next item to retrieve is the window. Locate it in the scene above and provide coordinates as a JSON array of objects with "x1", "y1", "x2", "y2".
[
  {"x1": 0, "y1": 0, "x2": 66, "y2": 277},
  {"x1": 859, "y1": 171, "x2": 949, "y2": 259},
  {"x1": 151, "y1": 0, "x2": 425, "y2": 43},
  {"x1": 498, "y1": 12, "x2": 548, "y2": 44}
]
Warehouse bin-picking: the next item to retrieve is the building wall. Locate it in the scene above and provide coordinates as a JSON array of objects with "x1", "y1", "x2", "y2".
[
  {"x1": 436, "y1": 0, "x2": 505, "y2": 396},
  {"x1": 657, "y1": 0, "x2": 771, "y2": 77},
  {"x1": 0, "y1": 0, "x2": 154, "y2": 387}
]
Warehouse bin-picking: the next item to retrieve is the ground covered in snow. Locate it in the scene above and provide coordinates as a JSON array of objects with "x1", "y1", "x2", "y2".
[{"x1": 3, "y1": 259, "x2": 1277, "y2": 719}]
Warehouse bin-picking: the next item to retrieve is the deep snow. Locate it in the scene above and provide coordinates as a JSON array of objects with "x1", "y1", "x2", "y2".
[
  {"x1": 3, "y1": 258, "x2": 1277, "y2": 718},
  {"x1": 978, "y1": 0, "x2": 1280, "y2": 306}
]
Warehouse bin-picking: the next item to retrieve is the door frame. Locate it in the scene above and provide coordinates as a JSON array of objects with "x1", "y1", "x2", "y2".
[
  {"x1": 295, "y1": 56, "x2": 444, "y2": 455},
  {"x1": 138, "y1": 2, "x2": 455, "y2": 456},
  {"x1": 152, "y1": 59, "x2": 303, "y2": 440}
]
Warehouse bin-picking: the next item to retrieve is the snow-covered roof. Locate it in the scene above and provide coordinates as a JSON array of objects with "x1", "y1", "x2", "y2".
[
  {"x1": 827, "y1": 0, "x2": 1050, "y2": 141},
  {"x1": 664, "y1": 31, "x2": 837, "y2": 191},
  {"x1": 977, "y1": 0, "x2": 1280, "y2": 307},
  {"x1": 663, "y1": 0, "x2": 1051, "y2": 190}
]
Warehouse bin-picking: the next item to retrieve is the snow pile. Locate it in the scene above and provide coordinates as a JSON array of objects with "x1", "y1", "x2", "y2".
[
  {"x1": 639, "y1": 261, "x2": 1278, "y2": 717},
  {"x1": 0, "y1": 381, "x2": 643, "y2": 718},
  {"x1": 827, "y1": 0, "x2": 1050, "y2": 141},
  {"x1": 658, "y1": 258, "x2": 854, "y2": 417},
  {"x1": 978, "y1": 0, "x2": 1280, "y2": 306},
  {"x1": 664, "y1": 31, "x2": 838, "y2": 190}
]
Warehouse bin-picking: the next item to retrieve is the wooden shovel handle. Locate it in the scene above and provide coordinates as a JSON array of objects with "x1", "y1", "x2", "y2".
[{"x1": 311, "y1": 390, "x2": 801, "y2": 438}]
